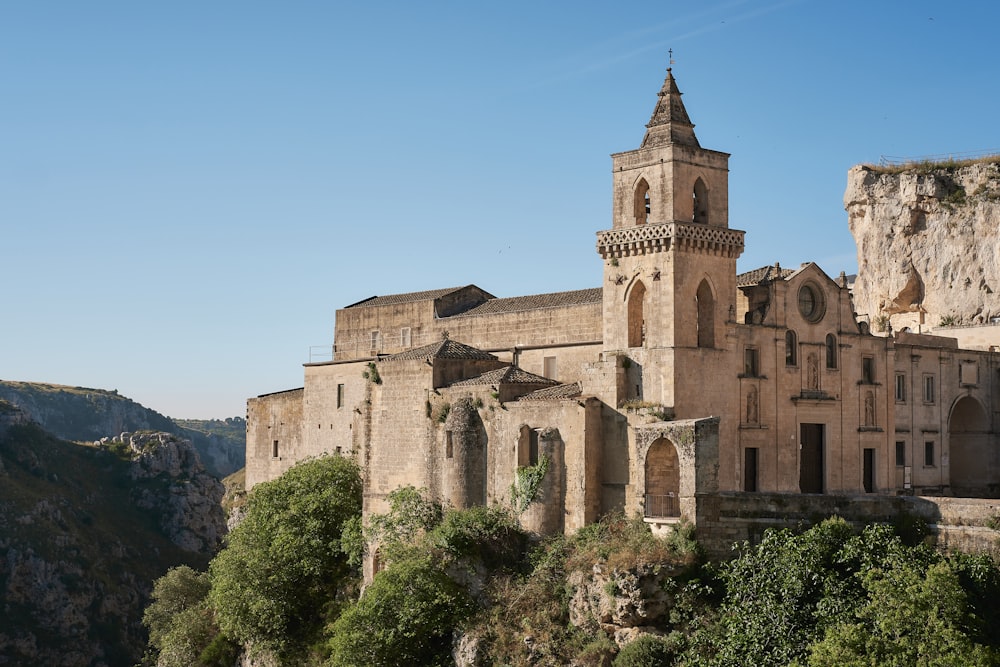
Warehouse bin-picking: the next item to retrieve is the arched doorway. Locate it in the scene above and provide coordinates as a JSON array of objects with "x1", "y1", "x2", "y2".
[
  {"x1": 628, "y1": 281, "x2": 647, "y2": 348},
  {"x1": 949, "y1": 396, "x2": 992, "y2": 495},
  {"x1": 644, "y1": 437, "x2": 680, "y2": 517}
]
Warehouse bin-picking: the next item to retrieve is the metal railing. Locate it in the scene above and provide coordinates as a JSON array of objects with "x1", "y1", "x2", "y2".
[
  {"x1": 644, "y1": 493, "x2": 679, "y2": 519},
  {"x1": 878, "y1": 149, "x2": 1000, "y2": 167}
]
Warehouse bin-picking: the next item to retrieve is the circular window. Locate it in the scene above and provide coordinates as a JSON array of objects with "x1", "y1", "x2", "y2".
[{"x1": 797, "y1": 284, "x2": 825, "y2": 322}]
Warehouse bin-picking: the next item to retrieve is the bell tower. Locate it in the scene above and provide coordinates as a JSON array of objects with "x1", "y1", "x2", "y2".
[{"x1": 596, "y1": 68, "x2": 744, "y2": 413}]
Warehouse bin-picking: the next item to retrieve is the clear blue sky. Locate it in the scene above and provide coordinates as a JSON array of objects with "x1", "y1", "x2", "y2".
[{"x1": 3, "y1": 1, "x2": 997, "y2": 419}]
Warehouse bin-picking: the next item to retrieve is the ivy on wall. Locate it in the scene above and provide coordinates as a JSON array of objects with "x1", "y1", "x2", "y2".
[{"x1": 510, "y1": 454, "x2": 550, "y2": 514}]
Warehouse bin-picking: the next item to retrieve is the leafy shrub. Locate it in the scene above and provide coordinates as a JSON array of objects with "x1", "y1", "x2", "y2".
[
  {"x1": 567, "y1": 513, "x2": 695, "y2": 573},
  {"x1": 327, "y1": 555, "x2": 475, "y2": 667},
  {"x1": 365, "y1": 486, "x2": 443, "y2": 561},
  {"x1": 430, "y1": 504, "x2": 527, "y2": 572},
  {"x1": 613, "y1": 634, "x2": 677, "y2": 667}
]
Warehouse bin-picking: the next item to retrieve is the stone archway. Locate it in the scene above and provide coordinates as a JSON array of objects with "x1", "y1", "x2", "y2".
[
  {"x1": 949, "y1": 395, "x2": 992, "y2": 495},
  {"x1": 644, "y1": 437, "x2": 680, "y2": 517}
]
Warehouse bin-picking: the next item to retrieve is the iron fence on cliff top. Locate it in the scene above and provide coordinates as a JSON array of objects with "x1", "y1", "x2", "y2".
[{"x1": 878, "y1": 149, "x2": 1000, "y2": 167}]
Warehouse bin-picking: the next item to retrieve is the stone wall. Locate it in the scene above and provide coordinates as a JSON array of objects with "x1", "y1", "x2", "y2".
[
  {"x1": 697, "y1": 491, "x2": 1000, "y2": 560},
  {"x1": 245, "y1": 388, "x2": 304, "y2": 489}
]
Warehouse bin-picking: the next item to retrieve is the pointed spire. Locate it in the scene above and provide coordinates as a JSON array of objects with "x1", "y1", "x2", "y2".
[{"x1": 641, "y1": 68, "x2": 700, "y2": 149}]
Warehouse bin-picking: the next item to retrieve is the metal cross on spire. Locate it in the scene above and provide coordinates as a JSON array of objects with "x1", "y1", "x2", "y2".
[{"x1": 669, "y1": 48, "x2": 676, "y2": 66}]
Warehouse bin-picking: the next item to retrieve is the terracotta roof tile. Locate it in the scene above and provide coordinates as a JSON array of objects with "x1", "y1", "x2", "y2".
[
  {"x1": 449, "y1": 366, "x2": 557, "y2": 387},
  {"x1": 518, "y1": 382, "x2": 583, "y2": 401},
  {"x1": 384, "y1": 338, "x2": 497, "y2": 361},
  {"x1": 343, "y1": 286, "x2": 471, "y2": 309},
  {"x1": 450, "y1": 288, "x2": 602, "y2": 318},
  {"x1": 736, "y1": 265, "x2": 794, "y2": 287}
]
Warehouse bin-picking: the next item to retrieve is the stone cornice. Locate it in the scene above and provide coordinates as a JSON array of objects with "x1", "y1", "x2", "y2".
[{"x1": 596, "y1": 222, "x2": 745, "y2": 259}]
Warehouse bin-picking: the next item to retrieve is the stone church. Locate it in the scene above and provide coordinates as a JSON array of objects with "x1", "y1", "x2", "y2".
[{"x1": 246, "y1": 68, "x2": 1000, "y2": 550}]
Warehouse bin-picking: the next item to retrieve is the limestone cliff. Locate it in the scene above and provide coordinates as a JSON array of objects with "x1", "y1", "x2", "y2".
[
  {"x1": 0, "y1": 381, "x2": 245, "y2": 477},
  {"x1": 0, "y1": 405, "x2": 224, "y2": 666},
  {"x1": 844, "y1": 158, "x2": 1000, "y2": 330},
  {"x1": 102, "y1": 431, "x2": 228, "y2": 554}
]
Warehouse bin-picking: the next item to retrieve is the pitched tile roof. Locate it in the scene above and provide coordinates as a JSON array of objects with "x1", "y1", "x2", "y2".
[
  {"x1": 343, "y1": 286, "x2": 472, "y2": 309},
  {"x1": 518, "y1": 382, "x2": 583, "y2": 401},
  {"x1": 384, "y1": 338, "x2": 497, "y2": 361},
  {"x1": 736, "y1": 265, "x2": 795, "y2": 287},
  {"x1": 449, "y1": 288, "x2": 602, "y2": 318},
  {"x1": 448, "y1": 366, "x2": 558, "y2": 387}
]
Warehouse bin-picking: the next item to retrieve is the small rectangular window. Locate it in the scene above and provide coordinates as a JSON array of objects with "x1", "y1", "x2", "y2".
[
  {"x1": 924, "y1": 375, "x2": 936, "y2": 404},
  {"x1": 960, "y1": 361, "x2": 978, "y2": 386},
  {"x1": 336, "y1": 383, "x2": 345, "y2": 408},
  {"x1": 401, "y1": 327, "x2": 412, "y2": 348},
  {"x1": 272, "y1": 440, "x2": 279, "y2": 458},
  {"x1": 744, "y1": 347, "x2": 760, "y2": 377},
  {"x1": 743, "y1": 447, "x2": 758, "y2": 492},
  {"x1": 895, "y1": 441, "x2": 906, "y2": 466},
  {"x1": 863, "y1": 448, "x2": 875, "y2": 493},
  {"x1": 370, "y1": 330, "x2": 381, "y2": 352},
  {"x1": 445, "y1": 431, "x2": 453, "y2": 459},
  {"x1": 924, "y1": 441, "x2": 935, "y2": 467},
  {"x1": 895, "y1": 373, "x2": 906, "y2": 402},
  {"x1": 543, "y1": 356, "x2": 557, "y2": 379},
  {"x1": 862, "y1": 356, "x2": 875, "y2": 384}
]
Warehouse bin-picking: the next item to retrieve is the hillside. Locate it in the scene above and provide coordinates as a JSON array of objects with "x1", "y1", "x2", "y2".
[
  {"x1": 845, "y1": 156, "x2": 1000, "y2": 332},
  {"x1": 0, "y1": 402, "x2": 226, "y2": 666},
  {"x1": 0, "y1": 380, "x2": 245, "y2": 477}
]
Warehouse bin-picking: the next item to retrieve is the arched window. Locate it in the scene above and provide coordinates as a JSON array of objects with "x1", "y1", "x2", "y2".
[
  {"x1": 628, "y1": 281, "x2": 647, "y2": 347},
  {"x1": 696, "y1": 279, "x2": 714, "y2": 348},
  {"x1": 825, "y1": 334, "x2": 838, "y2": 369},
  {"x1": 634, "y1": 179, "x2": 650, "y2": 225},
  {"x1": 693, "y1": 178, "x2": 709, "y2": 224},
  {"x1": 785, "y1": 330, "x2": 798, "y2": 366},
  {"x1": 644, "y1": 437, "x2": 680, "y2": 518}
]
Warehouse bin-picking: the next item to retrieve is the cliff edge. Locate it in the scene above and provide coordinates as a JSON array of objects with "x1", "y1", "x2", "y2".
[{"x1": 844, "y1": 158, "x2": 1000, "y2": 332}]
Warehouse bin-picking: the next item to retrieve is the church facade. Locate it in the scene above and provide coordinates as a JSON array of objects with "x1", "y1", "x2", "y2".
[{"x1": 246, "y1": 69, "x2": 1000, "y2": 544}]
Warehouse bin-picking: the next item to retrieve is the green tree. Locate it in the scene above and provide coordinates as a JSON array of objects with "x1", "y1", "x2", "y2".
[
  {"x1": 365, "y1": 485, "x2": 443, "y2": 557},
  {"x1": 706, "y1": 518, "x2": 946, "y2": 667},
  {"x1": 807, "y1": 560, "x2": 999, "y2": 666},
  {"x1": 144, "y1": 566, "x2": 211, "y2": 651},
  {"x1": 208, "y1": 455, "x2": 362, "y2": 657},
  {"x1": 327, "y1": 555, "x2": 474, "y2": 667},
  {"x1": 696, "y1": 517, "x2": 1000, "y2": 667},
  {"x1": 143, "y1": 566, "x2": 237, "y2": 667}
]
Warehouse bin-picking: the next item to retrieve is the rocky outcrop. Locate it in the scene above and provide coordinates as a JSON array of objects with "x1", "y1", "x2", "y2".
[
  {"x1": 567, "y1": 561, "x2": 685, "y2": 647},
  {"x1": 0, "y1": 419, "x2": 220, "y2": 666},
  {"x1": 100, "y1": 431, "x2": 227, "y2": 554},
  {"x1": 844, "y1": 159, "x2": 1000, "y2": 330}
]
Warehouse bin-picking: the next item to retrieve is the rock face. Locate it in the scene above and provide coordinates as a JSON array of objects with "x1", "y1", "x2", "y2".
[
  {"x1": 0, "y1": 415, "x2": 225, "y2": 666},
  {"x1": 102, "y1": 431, "x2": 227, "y2": 553},
  {"x1": 567, "y1": 561, "x2": 685, "y2": 647},
  {"x1": 844, "y1": 160, "x2": 1000, "y2": 330}
]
